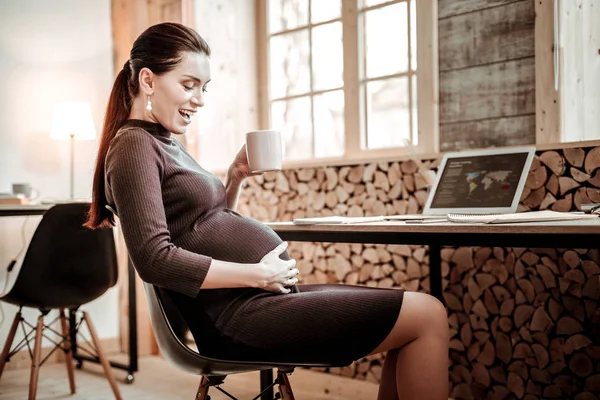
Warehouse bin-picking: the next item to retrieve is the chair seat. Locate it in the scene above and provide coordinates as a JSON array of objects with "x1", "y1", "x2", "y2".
[
  {"x1": 0, "y1": 290, "x2": 109, "y2": 311},
  {"x1": 144, "y1": 282, "x2": 351, "y2": 377}
]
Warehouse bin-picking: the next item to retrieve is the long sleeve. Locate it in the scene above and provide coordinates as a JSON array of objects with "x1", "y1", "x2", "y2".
[{"x1": 105, "y1": 128, "x2": 211, "y2": 297}]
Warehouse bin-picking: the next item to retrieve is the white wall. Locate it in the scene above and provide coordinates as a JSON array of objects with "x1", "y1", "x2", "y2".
[
  {"x1": 193, "y1": 0, "x2": 259, "y2": 172},
  {"x1": 0, "y1": 0, "x2": 119, "y2": 348},
  {"x1": 559, "y1": 0, "x2": 600, "y2": 142}
]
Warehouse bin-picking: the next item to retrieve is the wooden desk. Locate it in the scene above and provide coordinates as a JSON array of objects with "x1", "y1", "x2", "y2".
[
  {"x1": 262, "y1": 219, "x2": 600, "y2": 398},
  {"x1": 268, "y1": 219, "x2": 600, "y2": 301},
  {"x1": 0, "y1": 204, "x2": 138, "y2": 383},
  {"x1": 0, "y1": 204, "x2": 51, "y2": 217}
]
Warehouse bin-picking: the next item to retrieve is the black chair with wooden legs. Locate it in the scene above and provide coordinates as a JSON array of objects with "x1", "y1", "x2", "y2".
[{"x1": 0, "y1": 203, "x2": 121, "y2": 400}]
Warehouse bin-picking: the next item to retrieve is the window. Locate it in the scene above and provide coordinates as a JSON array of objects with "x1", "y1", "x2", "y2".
[
  {"x1": 257, "y1": 0, "x2": 438, "y2": 164},
  {"x1": 362, "y1": 0, "x2": 416, "y2": 150},
  {"x1": 266, "y1": 1, "x2": 345, "y2": 161}
]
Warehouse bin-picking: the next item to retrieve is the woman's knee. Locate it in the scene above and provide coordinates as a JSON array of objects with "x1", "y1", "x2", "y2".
[
  {"x1": 369, "y1": 292, "x2": 448, "y2": 354},
  {"x1": 380, "y1": 293, "x2": 445, "y2": 347},
  {"x1": 421, "y1": 293, "x2": 449, "y2": 339},
  {"x1": 399, "y1": 292, "x2": 448, "y2": 340}
]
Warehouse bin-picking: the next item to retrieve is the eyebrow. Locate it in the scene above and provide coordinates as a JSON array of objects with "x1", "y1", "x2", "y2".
[{"x1": 183, "y1": 75, "x2": 211, "y2": 85}]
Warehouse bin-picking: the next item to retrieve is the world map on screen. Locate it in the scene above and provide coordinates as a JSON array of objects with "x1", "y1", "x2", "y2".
[{"x1": 466, "y1": 170, "x2": 513, "y2": 195}]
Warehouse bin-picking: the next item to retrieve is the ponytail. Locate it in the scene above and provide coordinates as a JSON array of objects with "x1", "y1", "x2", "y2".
[{"x1": 84, "y1": 65, "x2": 131, "y2": 229}]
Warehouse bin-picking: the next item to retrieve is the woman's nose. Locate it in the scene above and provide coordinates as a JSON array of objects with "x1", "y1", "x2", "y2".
[{"x1": 191, "y1": 93, "x2": 203, "y2": 107}]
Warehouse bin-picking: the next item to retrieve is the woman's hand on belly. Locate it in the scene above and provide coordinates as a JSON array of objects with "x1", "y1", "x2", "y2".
[{"x1": 252, "y1": 242, "x2": 299, "y2": 294}]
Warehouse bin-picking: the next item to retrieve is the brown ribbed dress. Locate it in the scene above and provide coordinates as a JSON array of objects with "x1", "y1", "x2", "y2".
[{"x1": 105, "y1": 119, "x2": 404, "y2": 364}]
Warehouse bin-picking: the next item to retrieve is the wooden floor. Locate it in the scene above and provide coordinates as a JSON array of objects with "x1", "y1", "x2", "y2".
[{"x1": 0, "y1": 355, "x2": 379, "y2": 399}]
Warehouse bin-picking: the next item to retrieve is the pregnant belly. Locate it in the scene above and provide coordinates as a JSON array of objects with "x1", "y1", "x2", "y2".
[{"x1": 175, "y1": 210, "x2": 288, "y2": 263}]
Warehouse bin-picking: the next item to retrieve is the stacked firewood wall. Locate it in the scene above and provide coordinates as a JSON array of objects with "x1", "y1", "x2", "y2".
[{"x1": 236, "y1": 146, "x2": 600, "y2": 400}]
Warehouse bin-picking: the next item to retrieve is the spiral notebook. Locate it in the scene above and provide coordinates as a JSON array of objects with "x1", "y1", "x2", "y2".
[{"x1": 447, "y1": 210, "x2": 599, "y2": 224}]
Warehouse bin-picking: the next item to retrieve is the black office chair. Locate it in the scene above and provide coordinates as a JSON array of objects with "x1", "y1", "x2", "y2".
[
  {"x1": 143, "y1": 282, "x2": 350, "y2": 400},
  {"x1": 103, "y1": 205, "x2": 348, "y2": 399},
  {"x1": 0, "y1": 203, "x2": 122, "y2": 400}
]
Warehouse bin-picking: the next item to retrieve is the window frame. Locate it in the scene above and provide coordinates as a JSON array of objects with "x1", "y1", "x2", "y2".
[{"x1": 255, "y1": 0, "x2": 439, "y2": 167}]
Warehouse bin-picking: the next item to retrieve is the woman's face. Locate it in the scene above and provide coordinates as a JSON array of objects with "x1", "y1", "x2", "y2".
[{"x1": 149, "y1": 51, "x2": 211, "y2": 134}]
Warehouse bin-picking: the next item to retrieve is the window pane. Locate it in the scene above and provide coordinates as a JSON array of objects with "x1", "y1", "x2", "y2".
[
  {"x1": 314, "y1": 90, "x2": 345, "y2": 158},
  {"x1": 364, "y1": 2, "x2": 409, "y2": 78},
  {"x1": 311, "y1": 0, "x2": 341, "y2": 23},
  {"x1": 410, "y1": 0, "x2": 417, "y2": 70},
  {"x1": 269, "y1": 0, "x2": 309, "y2": 33},
  {"x1": 269, "y1": 30, "x2": 311, "y2": 99},
  {"x1": 311, "y1": 22, "x2": 344, "y2": 91},
  {"x1": 271, "y1": 96, "x2": 313, "y2": 160},
  {"x1": 411, "y1": 74, "x2": 418, "y2": 145},
  {"x1": 365, "y1": 77, "x2": 410, "y2": 149}
]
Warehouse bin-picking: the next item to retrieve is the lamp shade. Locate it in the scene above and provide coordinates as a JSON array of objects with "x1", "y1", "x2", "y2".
[{"x1": 50, "y1": 101, "x2": 96, "y2": 140}]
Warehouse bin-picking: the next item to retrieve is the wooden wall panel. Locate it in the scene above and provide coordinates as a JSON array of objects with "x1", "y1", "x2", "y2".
[
  {"x1": 439, "y1": 0, "x2": 534, "y2": 71},
  {"x1": 534, "y1": 0, "x2": 560, "y2": 145},
  {"x1": 438, "y1": 0, "x2": 536, "y2": 151},
  {"x1": 149, "y1": 0, "x2": 182, "y2": 25},
  {"x1": 111, "y1": 0, "x2": 144, "y2": 75},
  {"x1": 440, "y1": 58, "x2": 535, "y2": 123},
  {"x1": 438, "y1": 0, "x2": 522, "y2": 19},
  {"x1": 439, "y1": 115, "x2": 535, "y2": 152}
]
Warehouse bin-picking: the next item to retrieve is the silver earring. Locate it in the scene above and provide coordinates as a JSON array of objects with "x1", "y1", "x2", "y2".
[{"x1": 146, "y1": 97, "x2": 152, "y2": 112}]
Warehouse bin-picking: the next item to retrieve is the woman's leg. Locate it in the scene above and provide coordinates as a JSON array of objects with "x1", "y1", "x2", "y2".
[
  {"x1": 377, "y1": 348, "x2": 399, "y2": 400},
  {"x1": 369, "y1": 292, "x2": 449, "y2": 400}
]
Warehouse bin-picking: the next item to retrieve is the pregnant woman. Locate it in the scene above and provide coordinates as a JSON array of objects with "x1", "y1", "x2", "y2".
[{"x1": 85, "y1": 22, "x2": 448, "y2": 400}]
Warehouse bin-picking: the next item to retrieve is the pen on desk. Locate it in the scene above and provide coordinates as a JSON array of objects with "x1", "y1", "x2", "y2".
[
  {"x1": 402, "y1": 138, "x2": 435, "y2": 186},
  {"x1": 405, "y1": 218, "x2": 447, "y2": 224}
]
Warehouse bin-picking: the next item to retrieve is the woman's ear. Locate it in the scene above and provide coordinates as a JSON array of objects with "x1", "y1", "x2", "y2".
[{"x1": 138, "y1": 67, "x2": 155, "y2": 96}]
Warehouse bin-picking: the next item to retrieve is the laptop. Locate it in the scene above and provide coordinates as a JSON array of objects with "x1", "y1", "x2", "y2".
[{"x1": 387, "y1": 146, "x2": 536, "y2": 221}]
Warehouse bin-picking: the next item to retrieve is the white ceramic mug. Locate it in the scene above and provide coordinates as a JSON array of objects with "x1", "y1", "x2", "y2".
[
  {"x1": 245, "y1": 130, "x2": 283, "y2": 173},
  {"x1": 12, "y1": 183, "x2": 39, "y2": 200}
]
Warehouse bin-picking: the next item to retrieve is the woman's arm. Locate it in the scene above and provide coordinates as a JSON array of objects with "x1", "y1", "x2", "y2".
[
  {"x1": 225, "y1": 168, "x2": 244, "y2": 210},
  {"x1": 225, "y1": 144, "x2": 260, "y2": 210}
]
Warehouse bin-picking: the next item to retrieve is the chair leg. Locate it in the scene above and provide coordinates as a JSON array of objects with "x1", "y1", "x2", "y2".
[
  {"x1": 0, "y1": 311, "x2": 21, "y2": 380},
  {"x1": 59, "y1": 309, "x2": 76, "y2": 394},
  {"x1": 277, "y1": 370, "x2": 295, "y2": 400},
  {"x1": 82, "y1": 312, "x2": 123, "y2": 400},
  {"x1": 28, "y1": 314, "x2": 44, "y2": 400},
  {"x1": 195, "y1": 376, "x2": 210, "y2": 400}
]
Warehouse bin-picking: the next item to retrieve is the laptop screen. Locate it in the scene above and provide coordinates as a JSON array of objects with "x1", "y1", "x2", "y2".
[{"x1": 424, "y1": 148, "x2": 535, "y2": 214}]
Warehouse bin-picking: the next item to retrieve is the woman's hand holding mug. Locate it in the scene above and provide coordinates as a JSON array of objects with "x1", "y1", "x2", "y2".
[
  {"x1": 228, "y1": 130, "x2": 283, "y2": 182},
  {"x1": 254, "y1": 242, "x2": 299, "y2": 294},
  {"x1": 228, "y1": 144, "x2": 261, "y2": 182}
]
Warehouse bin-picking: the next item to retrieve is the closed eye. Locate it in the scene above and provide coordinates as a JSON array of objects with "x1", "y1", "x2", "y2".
[{"x1": 183, "y1": 84, "x2": 194, "y2": 91}]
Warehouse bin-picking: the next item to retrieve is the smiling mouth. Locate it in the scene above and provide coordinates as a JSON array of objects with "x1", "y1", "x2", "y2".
[{"x1": 179, "y1": 109, "x2": 194, "y2": 121}]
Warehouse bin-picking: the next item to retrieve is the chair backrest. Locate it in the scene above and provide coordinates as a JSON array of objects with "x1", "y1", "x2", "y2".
[
  {"x1": 4, "y1": 203, "x2": 118, "y2": 310},
  {"x1": 143, "y1": 282, "x2": 300, "y2": 376},
  {"x1": 143, "y1": 282, "x2": 209, "y2": 375}
]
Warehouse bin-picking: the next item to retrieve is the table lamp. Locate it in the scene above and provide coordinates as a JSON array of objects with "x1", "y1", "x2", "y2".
[{"x1": 50, "y1": 101, "x2": 97, "y2": 199}]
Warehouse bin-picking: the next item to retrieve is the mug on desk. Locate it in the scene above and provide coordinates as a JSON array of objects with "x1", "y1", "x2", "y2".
[
  {"x1": 12, "y1": 183, "x2": 39, "y2": 200},
  {"x1": 245, "y1": 130, "x2": 283, "y2": 173}
]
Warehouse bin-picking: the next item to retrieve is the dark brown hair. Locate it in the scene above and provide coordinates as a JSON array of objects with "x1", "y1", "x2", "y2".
[{"x1": 85, "y1": 23, "x2": 210, "y2": 229}]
